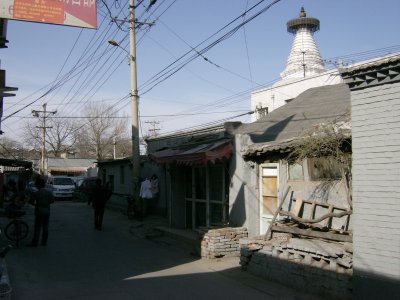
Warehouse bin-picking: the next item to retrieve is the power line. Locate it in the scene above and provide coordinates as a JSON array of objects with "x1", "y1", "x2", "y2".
[
  {"x1": 6, "y1": 109, "x2": 250, "y2": 119},
  {"x1": 139, "y1": 0, "x2": 282, "y2": 94}
]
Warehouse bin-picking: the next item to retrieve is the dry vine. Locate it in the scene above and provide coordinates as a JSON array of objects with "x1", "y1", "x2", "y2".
[{"x1": 286, "y1": 112, "x2": 353, "y2": 208}]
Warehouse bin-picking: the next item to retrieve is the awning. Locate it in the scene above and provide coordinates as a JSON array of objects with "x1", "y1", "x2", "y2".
[
  {"x1": 242, "y1": 138, "x2": 295, "y2": 158},
  {"x1": 48, "y1": 167, "x2": 88, "y2": 173},
  {"x1": 0, "y1": 158, "x2": 32, "y2": 169},
  {"x1": 149, "y1": 139, "x2": 233, "y2": 165}
]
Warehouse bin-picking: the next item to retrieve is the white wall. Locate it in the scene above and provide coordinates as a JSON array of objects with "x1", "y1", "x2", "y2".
[{"x1": 251, "y1": 70, "x2": 342, "y2": 121}]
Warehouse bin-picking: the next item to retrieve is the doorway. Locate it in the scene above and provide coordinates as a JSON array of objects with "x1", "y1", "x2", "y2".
[{"x1": 259, "y1": 164, "x2": 279, "y2": 235}]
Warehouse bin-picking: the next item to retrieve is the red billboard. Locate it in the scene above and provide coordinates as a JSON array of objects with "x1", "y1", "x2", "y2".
[{"x1": 0, "y1": 0, "x2": 97, "y2": 29}]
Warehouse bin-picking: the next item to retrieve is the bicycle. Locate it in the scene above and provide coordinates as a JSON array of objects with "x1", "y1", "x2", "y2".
[{"x1": 4, "y1": 209, "x2": 29, "y2": 246}]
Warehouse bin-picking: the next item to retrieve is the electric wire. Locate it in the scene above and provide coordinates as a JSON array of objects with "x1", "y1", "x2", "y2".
[
  {"x1": 139, "y1": 0, "x2": 281, "y2": 94},
  {"x1": 242, "y1": 0, "x2": 255, "y2": 89},
  {"x1": 4, "y1": 2, "x2": 400, "y2": 143}
]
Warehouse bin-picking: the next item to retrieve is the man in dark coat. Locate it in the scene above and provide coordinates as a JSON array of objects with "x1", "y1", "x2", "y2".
[
  {"x1": 30, "y1": 177, "x2": 54, "y2": 246},
  {"x1": 90, "y1": 179, "x2": 111, "y2": 230}
]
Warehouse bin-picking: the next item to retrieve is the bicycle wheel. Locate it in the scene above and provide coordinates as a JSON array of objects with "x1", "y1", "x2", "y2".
[
  {"x1": 5, "y1": 220, "x2": 29, "y2": 242},
  {"x1": 127, "y1": 205, "x2": 135, "y2": 220}
]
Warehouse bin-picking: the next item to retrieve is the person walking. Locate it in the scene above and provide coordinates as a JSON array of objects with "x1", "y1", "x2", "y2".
[
  {"x1": 139, "y1": 178, "x2": 153, "y2": 219},
  {"x1": 29, "y1": 177, "x2": 54, "y2": 247},
  {"x1": 90, "y1": 179, "x2": 111, "y2": 230}
]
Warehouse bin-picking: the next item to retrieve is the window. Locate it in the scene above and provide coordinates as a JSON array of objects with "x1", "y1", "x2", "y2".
[
  {"x1": 209, "y1": 165, "x2": 223, "y2": 202},
  {"x1": 184, "y1": 167, "x2": 193, "y2": 198},
  {"x1": 53, "y1": 177, "x2": 74, "y2": 185},
  {"x1": 256, "y1": 107, "x2": 268, "y2": 119},
  {"x1": 288, "y1": 162, "x2": 304, "y2": 180},
  {"x1": 194, "y1": 167, "x2": 206, "y2": 200},
  {"x1": 184, "y1": 164, "x2": 228, "y2": 229},
  {"x1": 308, "y1": 157, "x2": 342, "y2": 180},
  {"x1": 210, "y1": 203, "x2": 223, "y2": 225},
  {"x1": 195, "y1": 202, "x2": 206, "y2": 227}
]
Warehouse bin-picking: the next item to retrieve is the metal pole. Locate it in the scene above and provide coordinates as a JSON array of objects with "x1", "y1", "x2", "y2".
[
  {"x1": 41, "y1": 103, "x2": 46, "y2": 175},
  {"x1": 32, "y1": 103, "x2": 56, "y2": 176},
  {"x1": 129, "y1": 0, "x2": 140, "y2": 200}
]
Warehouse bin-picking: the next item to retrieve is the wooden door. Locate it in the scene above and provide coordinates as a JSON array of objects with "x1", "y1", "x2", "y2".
[{"x1": 260, "y1": 164, "x2": 278, "y2": 235}]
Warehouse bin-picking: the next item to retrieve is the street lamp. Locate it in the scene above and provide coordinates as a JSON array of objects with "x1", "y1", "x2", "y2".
[
  {"x1": 108, "y1": 0, "x2": 140, "y2": 202},
  {"x1": 108, "y1": 40, "x2": 135, "y2": 63}
]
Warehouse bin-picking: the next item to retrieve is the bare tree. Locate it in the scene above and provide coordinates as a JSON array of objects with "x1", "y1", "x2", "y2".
[
  {"x1": 23, "y1": 120, "x2": 41, "y2": 151},
  {"x1": 46, "y1": 118, "x2": 78, "y2": 157},
  {"x1": 77, "y1": 102, "x2": 129, "y2": 160},
  {"x1": 0, "y1": 136, "x2": 25, "y2": 159},
  {"x1": 23, "y1": 118, "x2": 78, "y2": 157},
  {"x1": 113, "y1": 135, "x2": 132, "y2": 158}
]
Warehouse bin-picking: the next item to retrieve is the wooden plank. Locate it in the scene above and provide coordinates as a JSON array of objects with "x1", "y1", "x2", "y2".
[
  {"x1": 320, "y1": 204, "x2": 334, "y2": 228},
  {"x1": 271, "y1": 225, "x2": 352, "y2": 242},
  {"x1": 309, "y1": 201, "x2": 316, "y2": 220},
  {"x1": 292, "y1": 198, "x2": 303, "y2": 217},
  {"x1": 279, "y1": 209, "x2": 352, "y2": 224}
]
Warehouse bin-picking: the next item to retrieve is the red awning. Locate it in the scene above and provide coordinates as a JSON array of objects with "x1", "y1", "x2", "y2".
[{"x1": 149, "y1": 139, "x2": 232, "y2": 165}]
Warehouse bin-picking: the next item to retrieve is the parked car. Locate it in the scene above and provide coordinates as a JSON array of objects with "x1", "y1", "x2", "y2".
[
  {"x1": 26, "y1": 181, "x2": 38, "y2": 193},
  {"x1": 24, "y1": 181, "x2": 38, "y2": 203},
  {"x1": 72, "y1": 176, "x2": 85, "y2": 188},
  {"x1": 74, "y1": 177, "x2": 98, "y2": 203},
  {"x1": 47, "y1": 176, "x2": 76, "y2": 200}
]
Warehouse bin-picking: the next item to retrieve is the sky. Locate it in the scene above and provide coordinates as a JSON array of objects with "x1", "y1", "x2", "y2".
[{"x1": 1, "y1": 0, "x2": 400, "y2": 143}]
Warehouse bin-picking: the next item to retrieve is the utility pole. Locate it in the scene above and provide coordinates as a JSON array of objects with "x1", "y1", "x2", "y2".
[
  {"x1": 32, "y1": 103, "x2": 57, "y2": 176},
  {"x1": 129, "y1": 0, "x2": 140, "y2": 200},
  {"x1": 109, "y1": 1, "x2": 155, "y2": 200},
  {"x1": 145, "y1": 120, "x2": 160, "y2": 138},
  {"x1": 113, "y1": 136, "x2": 117, "y2": 159}
]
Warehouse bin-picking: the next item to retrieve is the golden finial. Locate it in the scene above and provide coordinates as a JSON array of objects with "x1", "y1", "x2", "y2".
[{"x1": 299, "y1": 7, "x2": 306, "y2": 18}]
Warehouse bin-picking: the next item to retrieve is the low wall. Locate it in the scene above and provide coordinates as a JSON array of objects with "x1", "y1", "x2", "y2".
[
  {"x1": 240, "y1": 236, "x2": 353, "y2": 300},
  {"x1": 199, "y1": 227, "x2": 248, "y2": 259}
]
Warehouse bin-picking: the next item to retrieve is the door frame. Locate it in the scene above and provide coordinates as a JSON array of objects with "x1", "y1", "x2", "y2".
[{"x1": 259, "y1": 163, "x2": 279, "y2": 235}]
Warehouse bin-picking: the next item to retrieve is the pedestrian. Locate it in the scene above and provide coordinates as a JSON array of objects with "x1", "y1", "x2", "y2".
[
  {"x1": 90, "y1": 179, "x2": 110, "y2": 230},
  {"x1": 29, "y1": 177, "x2": 54, "y2": 247},
  {"x1": 150, "y1": 174, "x2": 159, "y2": 214},
  {"x1": 139, "y1": 177, "x2": 152, "y2": 219}
]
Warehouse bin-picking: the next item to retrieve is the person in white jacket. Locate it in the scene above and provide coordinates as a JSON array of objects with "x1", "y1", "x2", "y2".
[{"x1": 139, "y1": 178, "x2": 152, "y2": 218}]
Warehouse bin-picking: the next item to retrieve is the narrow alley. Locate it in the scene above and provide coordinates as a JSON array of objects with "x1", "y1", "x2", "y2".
[{"x1": 0, "y1": 202, "x2": 321, "y2": 300}]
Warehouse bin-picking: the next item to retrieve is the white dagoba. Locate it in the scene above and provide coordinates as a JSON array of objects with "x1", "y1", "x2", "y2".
[
  {"x1": 280, "y1": 7, "x2": 326, "y2": 79},
  {"x1": 250, "y1": 7, "x2": 343, "y2": 121}
]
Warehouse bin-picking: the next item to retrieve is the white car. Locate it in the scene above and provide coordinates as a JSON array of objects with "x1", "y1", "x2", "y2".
[{"x1": 47, "y1": 176, "x2": 76, "y2": 200}]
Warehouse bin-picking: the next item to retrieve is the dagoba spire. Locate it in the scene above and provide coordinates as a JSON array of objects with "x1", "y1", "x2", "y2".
[{"x1": 280, "y1": 7, "x2": 326, "y2": 79}]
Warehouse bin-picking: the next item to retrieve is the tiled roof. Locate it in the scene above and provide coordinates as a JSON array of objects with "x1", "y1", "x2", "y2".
[
  {"x1": 238, "y1": 83, "x2": 351, "y2": 158},
  {"x1": 340, "y1": 53, "x2": 400, "y2": 90},
  {"x1": 47, "y1": 158, "x2": 96, "y2": 169}
]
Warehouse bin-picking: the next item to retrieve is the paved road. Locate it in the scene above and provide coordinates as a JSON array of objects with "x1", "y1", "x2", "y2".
[{"x1": 1, "y1": 202, "x2": 321, "y2": 300}]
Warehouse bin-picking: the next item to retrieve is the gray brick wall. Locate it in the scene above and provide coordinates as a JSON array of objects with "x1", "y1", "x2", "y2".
[{"x1": 351, "y1": 82, "x2": 400, "y2": 280}]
